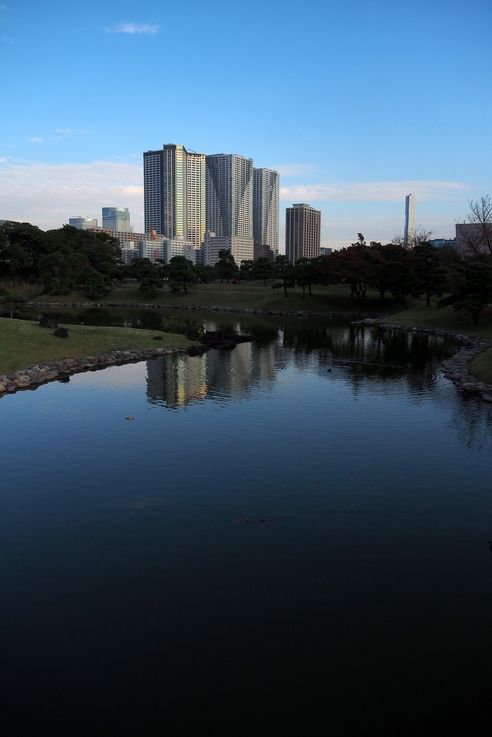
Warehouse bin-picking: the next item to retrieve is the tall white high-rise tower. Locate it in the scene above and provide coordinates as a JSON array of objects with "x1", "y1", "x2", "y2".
[
  {"x1": 186, "y1": 150, "x2": 206, "y2": 249},
  {"x1": 404, "y1": 194, "x2": 416, "y2": 246},
  {"x1": 253, "y1": 168, "x2": 279, "y2": 256},
  {"x1": 143, "y1": 144, "x2": 206, "y2": 248},
  {"x1": 205, "y1": 153, "x2": 253, "y2": 239},
  {"x1": 203, "y1": 153, "x2": 255, "y2": 265}
]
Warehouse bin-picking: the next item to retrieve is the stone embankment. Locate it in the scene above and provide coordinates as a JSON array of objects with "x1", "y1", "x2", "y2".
[
  {"x1": 28, "y1": 301, "x2": 375, "y2": 320},
  {"x1": 0, "y1": 347, "x2": 186, "y2": 397},
  {"x1": 357, "y1": 318, "x2": 492, "y2": 403}
]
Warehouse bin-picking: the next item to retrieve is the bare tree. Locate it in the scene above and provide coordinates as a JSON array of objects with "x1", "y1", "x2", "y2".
[
  {"x1": 456, "y1": 195, "x2": 492, "y2": 256},
  {"x1": 392, "y1": 227, "x2": 432, "y2": 249}
]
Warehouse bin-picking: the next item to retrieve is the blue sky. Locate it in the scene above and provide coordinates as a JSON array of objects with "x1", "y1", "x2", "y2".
[{"x1": 1, "y1": 0, "x2": 491, "y2": 247}]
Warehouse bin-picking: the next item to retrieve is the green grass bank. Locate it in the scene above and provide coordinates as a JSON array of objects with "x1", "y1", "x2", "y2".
[
  {"x1": 31, "y1": 281, "x2": 396, "y2": 315},
  {"x1": 0, "y1": 317, "x2": 191, "y2": 374}
]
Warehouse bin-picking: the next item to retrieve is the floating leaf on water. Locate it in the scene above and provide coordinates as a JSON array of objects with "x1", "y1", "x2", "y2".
[{"x1": 239, "y1": 516, "x2": 278, "y2": 525}]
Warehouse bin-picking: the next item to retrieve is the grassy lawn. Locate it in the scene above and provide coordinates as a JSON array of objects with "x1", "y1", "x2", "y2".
[
  {"x1": 388, "y1": 298, "x2": 492, "y2": 383},
  {"x1": 387, "y1": 299, "x2": 492, "y2": 338},
  {"x1": 32, "y1": 281, "x2": 399, "y2": 315},
  {"x1": 0, "y1": 317, "x2": 191, "y2": 374}
]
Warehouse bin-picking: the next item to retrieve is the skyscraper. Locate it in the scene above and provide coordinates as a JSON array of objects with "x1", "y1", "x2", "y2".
[
  {"x1": 285, "y1": 203, "x2": 321, "y2": 263},
  {"x1": 205, "y1": 154, "x2": 253, "y2": 239},
  {"x1": 143, "y1": 149, "x2": 164, "y2": 235},
  {"x1": 143, "y1": 144, "x2": 206, "y2": 248},
  {"x1": 162, "y1": 143, "x2": 187, "y2": 240},
  {"x1": 102, "y1": 207, "x2": 131, "y2": 232},
  {"x1": 404, "y1": 194, "x2": 415, "y2": 246},
  {"x1": 69, "y1": 217, "x2": 98, "y2": 230},
  {"x1": 253, "y1": 168, "x2": 279, "y2": 256},
  {"x1": 186, "y1": 150, "x2": 206, "y2": 248}
]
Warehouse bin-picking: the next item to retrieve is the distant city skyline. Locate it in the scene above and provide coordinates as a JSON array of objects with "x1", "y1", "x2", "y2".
[
  {"x1": 1, "y1": 0, "x2": 489, "y2": 248},
  {"x1": 0, "y1": 147, "x2": 477, "y2": 251}
]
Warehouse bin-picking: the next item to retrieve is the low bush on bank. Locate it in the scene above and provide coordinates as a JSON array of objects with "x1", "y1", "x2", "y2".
[
  {"x1": 0, "y1": 280, "x2": 45, "y2": 302},
  {"x1": 469, "y1": 348, "x2": 492, "y2": 384}
]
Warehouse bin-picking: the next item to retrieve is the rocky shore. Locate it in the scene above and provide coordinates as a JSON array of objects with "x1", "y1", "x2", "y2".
[
  {"x1": 0, "y1": 346, "x2": 187, "y2": 397},
  {"x1": 357, "y1": 318, "x2": 492, "y2": 403}
]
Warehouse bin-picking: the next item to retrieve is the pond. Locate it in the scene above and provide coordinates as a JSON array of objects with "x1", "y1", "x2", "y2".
[{"x1": 1, "y1": 310, "x2": 491, "y2": 735}]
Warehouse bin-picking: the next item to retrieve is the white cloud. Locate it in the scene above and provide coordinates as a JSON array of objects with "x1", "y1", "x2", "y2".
[
  {"x1": 280, "y1": 180, "x2": 468, "y2": 203},
  {"x1": 28, "y1": 137, "x2": 43, "y2": 143},
  {"x1": 54, "y1": 128, "x2": 90, "y2": 137},
  {"x1": 105, "y1": 22, "x2": 159, "y2": 35},
  {"x1": 0, "y1": 159, "x2": 144, "y2": 231}
]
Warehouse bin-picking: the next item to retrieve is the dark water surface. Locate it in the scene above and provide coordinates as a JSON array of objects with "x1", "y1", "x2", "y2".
[{"x1": 1, "y1": 313, "x2": 492, "y2": 735}]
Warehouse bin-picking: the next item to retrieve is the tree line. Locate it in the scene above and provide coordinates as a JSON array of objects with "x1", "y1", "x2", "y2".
[
  {"x1": 132, "y1": 242, "x2": 492, "y2": 324},
  {"x1": 0, "y1": 222, "x2": 121, "y2": 299},
  {"x1": 2, "y1": 220, "x2": 492, "y2": 324}
]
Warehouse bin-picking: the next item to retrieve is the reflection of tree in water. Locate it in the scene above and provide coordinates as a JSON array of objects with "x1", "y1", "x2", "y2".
[
  {"x1": 8, "y1": 305, "x2": 216, "y2": 337},
  {"x1": 282, "y1": 321, "x2": 340, "y2": 354},
  {"x1": 282, "y1": 322, "x2": 456, "y2": 394},
  {"x1": 335, "y1": 326, "x2": 453, "y2": 372},
  {"x1": 335, "y1": 326, "x2": 454, "y2": 394},
  {"x1": 327, "y1": 326, "x2": 454, "y2": 394},
  {"x1": 447, "y1": 396, "x2": 492, "y2": 453}
]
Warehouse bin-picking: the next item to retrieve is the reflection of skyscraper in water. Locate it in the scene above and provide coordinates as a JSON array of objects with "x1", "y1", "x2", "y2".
[
  {"x1": 145, "y1": 340, "x2": 278, "y2": 407},
  {"x1": 255, "y1": 342, "x2": 277, "y2": 384},
  {"x1": 146, "y1": 354, "x2": 208, "y2": 407},
  {"x1": 204, "y1": 342, "x2": 277, "y2": 400},
  {"x1": 205, "y1": 342, "x2": 253, "y2": 398}
]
